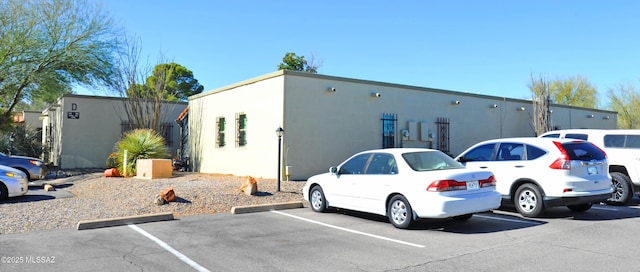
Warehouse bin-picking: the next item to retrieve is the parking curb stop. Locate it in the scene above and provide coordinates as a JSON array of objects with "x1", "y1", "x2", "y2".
[
  {"x1": 77, "y1": 212, "x2": 175, "y2": 230},
  {"x1": 231, "y1": 201, "x2": 304, "y2": 214}
]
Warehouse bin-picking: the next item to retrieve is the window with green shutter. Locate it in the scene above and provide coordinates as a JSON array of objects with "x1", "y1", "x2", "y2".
[
  {"x1": 216, "y1": 116, "x2": 226, "y2": 147},
  {"x1": 236, "y1": 113, "x2": 247, "y2": 146}
]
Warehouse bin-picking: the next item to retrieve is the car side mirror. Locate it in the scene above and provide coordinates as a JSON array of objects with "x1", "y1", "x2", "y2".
[
  {"x1": 329, "y1": 166, "x2": 338, "y2": 174},
  {"x1": 456, "y1": 157, "x2": 467, "y2": 163}
]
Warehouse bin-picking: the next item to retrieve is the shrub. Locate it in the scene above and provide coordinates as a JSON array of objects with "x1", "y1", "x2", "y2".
[
  {"x1": 114, "y1": 129, "x2": 168, "y2": 176},
  {"x1": 0, "y1": 125, "x2": 44, "y2": 158}
]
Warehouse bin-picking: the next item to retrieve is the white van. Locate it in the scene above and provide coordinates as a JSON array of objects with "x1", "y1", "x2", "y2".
[{"x1": 540, "y1": 129, "x2": 640, "y2": 205}]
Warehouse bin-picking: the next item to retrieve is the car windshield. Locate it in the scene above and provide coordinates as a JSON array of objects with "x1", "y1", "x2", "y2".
[{"x1": 402, "y1": 151, "x2": 464, "y2": 171}]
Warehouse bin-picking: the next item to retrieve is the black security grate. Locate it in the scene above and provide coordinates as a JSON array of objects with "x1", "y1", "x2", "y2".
[
  {"x1": 381, "y1": 113, "x2": 397, "y2": 148},
  {"x1": 436, "y1": 117, "x2": 450, "y2": 154}
]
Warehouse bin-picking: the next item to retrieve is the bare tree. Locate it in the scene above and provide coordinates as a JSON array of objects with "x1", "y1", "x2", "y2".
[
  {"x1": 529, "y1": 74, "x2": 553, "y2": 136},
  {"x1": 109, "y1": 36, "x2": 176, "y2": 134},
  {"x1": 305, "y1": 52, "x2": 323, "y2": 74}
]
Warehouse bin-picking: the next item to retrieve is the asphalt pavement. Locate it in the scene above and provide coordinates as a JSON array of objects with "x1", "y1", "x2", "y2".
[{"x1": 3, "y1": 202, "x2": 640, "y2": 271}]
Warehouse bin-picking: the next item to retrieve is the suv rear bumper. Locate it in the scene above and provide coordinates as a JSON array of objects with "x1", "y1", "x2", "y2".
[{"x1": 543, "y1": 193, "x2": 611, "y2": 207}]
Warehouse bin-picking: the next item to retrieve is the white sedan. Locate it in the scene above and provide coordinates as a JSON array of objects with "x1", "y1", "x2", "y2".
[
  {"x1": 303, "y1": 148, "x2": 501, "y2": 229},
  {"x1": 0, "y1": 164, "x2": 29, "y2": 200}
]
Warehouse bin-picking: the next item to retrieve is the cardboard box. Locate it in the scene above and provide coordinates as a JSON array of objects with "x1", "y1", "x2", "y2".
[{"x1": 136, "y1": 159, "x2": 172, "y2": 179}]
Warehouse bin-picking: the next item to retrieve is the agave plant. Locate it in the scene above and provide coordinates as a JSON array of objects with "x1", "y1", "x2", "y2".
[{"x1": 114, "y1": 129, "x2": 169, "y2": 176}]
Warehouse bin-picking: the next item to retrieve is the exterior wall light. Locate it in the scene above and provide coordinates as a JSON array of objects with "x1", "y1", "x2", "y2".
[
  {"x1": 603, "y1": 116, "x2": 611, "y2": 120},
  {"x1": 328, "y1": 87, "x2": 336, "y2": 92},
  {"x1": 517, "y1": 107, "x2": 526, "y2": 111},
  {"x1": 371, "y1": 92, "x2": 381, "y2": 98},
  {"x1": 587, "y1": 114, "x2": 595, "y2": 118},
  {"x1": 490, "y1": 104, "x2": 498, "y2": 108},
  {"x1": 452, "y1": 100, "x2": 460, "y2": 105}
]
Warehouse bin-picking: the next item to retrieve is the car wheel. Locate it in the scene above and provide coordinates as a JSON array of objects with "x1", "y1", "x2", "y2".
[
  {"x1": 514, "y1": 184, "x2": 545, "y2": 217},
  {"x1": 567, "y1": 203, "x2": 592, "y2": 212},
  {"x1": 453, "y1": 214, "x2": 473, "y2": 221},
  {"x1": 607, "y1": 172, "x2": 633, "y2": 206},
  {"x1": 309, "y1": 186, "x2": 327, "y2": 212},
  {"x1": 388, "y1": 195, "x2": 413, "y2": 229},
  {"x1": 0, "y1": 183, "x2": 8, "y2": 201}
]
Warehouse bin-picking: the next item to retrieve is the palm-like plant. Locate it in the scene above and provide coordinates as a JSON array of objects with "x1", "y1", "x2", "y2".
[{"x1": 114, "y1": 129, "x2": 168, "y2": 176}]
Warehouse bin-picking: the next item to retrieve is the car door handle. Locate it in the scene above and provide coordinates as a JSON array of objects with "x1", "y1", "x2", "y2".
[
  {"x1": 480, "y1": 166, "x2": 488, "y2": 169},
  {"x1": 515, "y1": 165, "x2": 524, "y2": 168}
]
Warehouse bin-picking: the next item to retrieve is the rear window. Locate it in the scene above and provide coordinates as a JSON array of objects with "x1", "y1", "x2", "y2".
[
  {"x1": 561, "y1": 142, "x2": 606, "y2": 161},
  {"x1": 402, "y1": 151, "x2": 464, "y2": 171}
]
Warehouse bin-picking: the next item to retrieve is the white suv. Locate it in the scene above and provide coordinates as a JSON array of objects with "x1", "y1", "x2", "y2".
[
  {"x1": 540, "y1": 129, "x2": 640, "y2": 205},
  {"x1": 456, "y1": 137, "x2": 612, "y2": 217}
]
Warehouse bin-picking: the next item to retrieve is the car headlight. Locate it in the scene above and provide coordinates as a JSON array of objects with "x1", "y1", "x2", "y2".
[
  {"x1": 5, "y1": 171, "x2": 25, "y2": 179},
  {"x1": 30, "y1": 160, "x2": 43, "y2": 166}
]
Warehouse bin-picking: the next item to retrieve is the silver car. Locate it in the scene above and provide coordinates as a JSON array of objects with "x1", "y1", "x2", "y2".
[
  {"x1": 0, "y1": 164, "x2": 29, "y2": 200},
  {"x1": 0, "y1": 152, "x2": 46, "y2": 181}
]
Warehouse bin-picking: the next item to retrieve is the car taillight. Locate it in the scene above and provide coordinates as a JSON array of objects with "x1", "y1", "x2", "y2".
[
  {"x1": 479, "y1": 175, "x2": 497, "y2": 187},
  {"x1": 550, "y1": 141, "x2": 571, "y2": 170},
  {"x1": 30, "y1": 160, "x2": 43, "y2": 166},
  {"x1": 427, "y1": 180, "x2": 467, "y2": 192}
]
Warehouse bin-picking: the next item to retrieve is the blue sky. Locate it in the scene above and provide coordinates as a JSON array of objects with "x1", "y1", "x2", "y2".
[{"x1": 93, "y1": 0, "x2": 640, "y2": 106}]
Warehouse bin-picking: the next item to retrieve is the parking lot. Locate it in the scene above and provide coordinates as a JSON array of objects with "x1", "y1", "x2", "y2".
[{"x1": 2, "y1": 202, "x2": 640, "y2": 272}]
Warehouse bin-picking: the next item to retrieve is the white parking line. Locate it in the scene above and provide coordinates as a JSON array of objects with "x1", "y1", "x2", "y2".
[
  {"x1": 473, "y1": 214, "x2": 543, "y2": 225},
  {"x1": 128, "y1": 224, "x2": 210, "y2": 272},
  {"x1": 271, "y1": 210, "x2": 425, "y2": 248},
  {"x1": 591, "y1": 206, "x2": 619, "y2": 211}
]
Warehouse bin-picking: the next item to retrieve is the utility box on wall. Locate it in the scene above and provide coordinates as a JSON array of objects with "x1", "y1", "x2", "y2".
[{"x1": 136, "y1": 159, "x2": 172, "y2": 179}]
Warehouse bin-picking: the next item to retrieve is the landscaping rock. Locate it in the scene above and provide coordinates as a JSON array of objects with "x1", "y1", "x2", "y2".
[
  {"x1": 160, "y1": 187, "x2": 176, "y2": 202},
  {"x1": 44, "y1": 184, "x2": 55, "y2": 191},
  {"x1": 240, "y1": 176, "x2": 258, "y2": 195},
  {"x1": 154, "y1": 194, "x2": 166, "y2": 206}
]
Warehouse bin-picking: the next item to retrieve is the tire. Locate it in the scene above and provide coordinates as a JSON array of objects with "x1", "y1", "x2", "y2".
[
  {"x1": 514, "y1": 184, "x2": 545, "y2": 217},
  {"x1": 0, "y1": 182, "x2": 8, "y2": 201},
  {"x1": 607, "y1": 172, "x2": 633, "y2": 206},
  {"x1": 388, "y1": 195, "x2": 413, "y2": 229},
  {"x1": 309, "y1": 186, "x2": 327, "y2": 212},
  {"x1": 453, "y1": 214, "x2": 473, "y2": 221},
  {"x1": 567, "y1": 203, "x2": 592, "y2": 212}
]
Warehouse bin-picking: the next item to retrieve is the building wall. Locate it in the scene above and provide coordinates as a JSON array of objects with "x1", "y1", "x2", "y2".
[
  {"x1": 189, "y1": 70, "x2": 618, "y2": 180},
  {"x1": 43, "y1": 94, "x2": 186, "y2": 169},
  {"x1": 12, "y1": 111, "x2": 43, "y2": 129},
  {"x1": 188, "y1": 74, "x2": 285, "y2": 178}
]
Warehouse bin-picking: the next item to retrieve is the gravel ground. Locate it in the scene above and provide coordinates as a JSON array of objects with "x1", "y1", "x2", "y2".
[{"x1": 0, "y1": 170, "x2": 307, "y2": 235}]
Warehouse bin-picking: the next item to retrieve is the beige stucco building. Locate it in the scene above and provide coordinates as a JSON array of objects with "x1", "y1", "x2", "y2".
[
  {"x1": 188, "y1": 70, "x2": 617, "y2": 180},
  {"x1": 13, "y1": 110, "x2": 43, "y2": 130},
  {"x1": 41, "y1": 94, "x2": 187, "y2": 169}
]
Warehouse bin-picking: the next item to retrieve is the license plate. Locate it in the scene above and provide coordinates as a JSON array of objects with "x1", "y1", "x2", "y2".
[
  {"x1": 466, "y1": 180, "x2": 479, "y2": 190},
  {"x1": 587, "y1": 166, "x2": 598, "y2": 175}
]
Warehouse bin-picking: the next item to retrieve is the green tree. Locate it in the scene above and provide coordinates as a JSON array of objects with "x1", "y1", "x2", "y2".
[
  {"x1": 146, "y1": 63, "x2": 204, "y2": 101},
  {"x1": 0, "y1": 0, "x2": 119, "y2": 129},
  {"x1": 550, "y1": 75, "x2": 598, "y2": 108},
  {"x1": 277, "y1": 52, "x2": 320, "y2": 73},
  {"x1": 608, "y1": 83, "x2": 640, "y2": 129}
]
